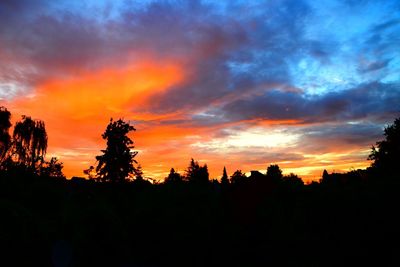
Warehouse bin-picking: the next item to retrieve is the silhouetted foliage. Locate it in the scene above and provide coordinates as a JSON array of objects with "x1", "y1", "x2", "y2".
[
  {"x1": 0, "y1": 107, "x2": 11, "y2": 164},
  {"x1": 321, "y1": 169, "x2": 366, "y2": 186},
  {"x1": 199, "y1": 163, "x2": 209, "y2": 182},
  {"x1": 369, "y1": 117, "x2": 400, "y2": 176},
  {"x1": 134, "y1": 163, "x2": 144, "y2": 181},
  {"x1": 185, "y1": 158, "x2": 209, "y2": 184},
  {"x1": 282, "y1": 173, "x2": 304, "y2": 187},
  {"x1": 12, "y1": 116, "x2": 48, "y2": 169},
  {"x1": 132, "y1": 164, "x2": 152, "y2": 186},
  {"x1": 322, "y1": 169, "x2": 329, "y2": 181},
  {"x1": 1, "y1": 107, "x2": 400, "y2": 266},
  {"x1": 320, "y1": 170, "x2": 341, "y2": 186},
  {"x1": 266, "y1": 164, "x2": 283, "y2": 182},
  {"x1": 211, "y1": 178, "x2": 219, "y2": 185},
  {"x1": 221, "y1": 166, "x2": 229, "y2": 186},
  {"x1": 83, "y1": 165, "x2": 96, "y2": 179},
  {"x1": 95, "y1": 118, "x2": 138, "y2": 183},
  {"x1": 164, "y1": 168, "x2": 182, "y2": 184},
  {"x1": 230, "y1": 169, "x2": 247, "y2": 184},
  {"x1": 39, "y1": 157, "x2": 65, "y2": 179},
  {"x1": 0, "y1": 108, "x2": 65, "y2": 180},
  {"x1": 249, "y1": 170, "x2": 265, "y2": 180}
]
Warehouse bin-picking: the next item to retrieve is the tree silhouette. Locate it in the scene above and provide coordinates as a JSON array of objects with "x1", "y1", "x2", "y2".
[
  {"x1": 230, "y1": 169, "x2": 246, "y2": 184},
  {"x1": 282, "y1": 173, "x2": 304, "y2": 187},
  {"x1": 322, "y1": 169, "x2": 329, "y2": 180},
  {"x1": 185, "y1": 158, "x2": 199, "y2": 181},
  {"x1": 320, "y1": 169, "x2": 330, "y2": 184},
  {"x1": 185, "y1": 158, "x2": 209, "y2": 184},
  {"x1": 0, "y1": 107, "x2": 11, "y2": 164},
  {"x1": 164, "y1": 168, "x2": 182, "y2": 184},
  {"x1": 39, "y1": 157, "x2": 65, "y2": 179},
  {"x1": 12, "y1": 116, "x2": 48, "y2": 169},
  {"x1": 369, "y1": 117, "x2": 400, "y2": 176},
  {"x1": 135, "y1": 163, "x2": 144, "y2": 181},
  {"x1": 83, "y1": 166, "x2": 96, "y2": 180},
  {"x1": 199, "y1": 163, "x2": 209, "y2": 183},
  {"x1": 221, "y1": 166, "x2": 229, "y2": 186},
  {"x1": 266, "y1": 164, "x2": 283, "y2": 182},
  {"x1": 95, "y1": 118, "x2": 137, "y2": 183},
  {"x1": 0, "y1": 105, "x2": 398, "y2": 266}
]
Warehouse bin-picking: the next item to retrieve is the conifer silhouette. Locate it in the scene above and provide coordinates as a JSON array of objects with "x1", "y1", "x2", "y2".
[{"x1": 95, "y1": 118, "x2": 138, "y2": 183}]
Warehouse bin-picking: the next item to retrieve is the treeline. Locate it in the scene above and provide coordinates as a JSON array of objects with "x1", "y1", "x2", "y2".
[
  {"x1": 1, "y1": 106, "x2": 398, "y2": 186},
  {"x1": 0, "y1": 107, "x2": 64, "y2": 179},
  {"x1": 0, "y1": 107, "x2": 399, "y2": 266}
]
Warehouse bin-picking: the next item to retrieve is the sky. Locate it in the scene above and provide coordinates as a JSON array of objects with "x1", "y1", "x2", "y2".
[{"x1": 0, "y1": 0, "x2": 399, "y2": 182}]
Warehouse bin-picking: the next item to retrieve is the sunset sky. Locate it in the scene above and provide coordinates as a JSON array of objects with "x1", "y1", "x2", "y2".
[{"x1": 0, "y1": 0, "x2": 399, "y2": 181}]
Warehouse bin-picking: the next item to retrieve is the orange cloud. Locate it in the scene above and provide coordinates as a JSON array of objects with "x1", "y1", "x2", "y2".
[
  {"x1": 1, "y1": 59, "x2": 373, "y2": 183},
  {"x1": 4, "y1": 59, "x2": 186, "y2": 177},
  {"x1": 14, "y1": 61, "x2": 183, "y2": 119}
]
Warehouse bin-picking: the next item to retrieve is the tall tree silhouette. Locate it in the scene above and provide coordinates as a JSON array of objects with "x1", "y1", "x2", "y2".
[
  {"x1": 12, "y1": 116, "x2": 48, "y2": 168},
  {"x1": 0, "y1": 107, "x2": 11, "y2": 164},
  {"x1": 369, "y1": 117, "x2": 400, "y2": 175},
  {"x1": 221, "y1": 166, "x2": 229, "y2": 186},
  {"x1": 199, "y1": 163, "x2": 209, "y2": 183},
  {"x1": 185, "y1": 158, "x2": 209, "y2": 184},
  {"x1": 322, "y1": 169, "x2": 329, "y2": 180},
  {"x1": 321, "y1": 169, "x2": 330, "y2": 184},
  {"x1": 95, "y1": 118, "x2": 137, "y2": 183}
]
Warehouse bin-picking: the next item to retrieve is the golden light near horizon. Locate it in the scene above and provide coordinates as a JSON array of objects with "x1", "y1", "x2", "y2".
[{"x1": 191, "y1": 128, "x2": 300, "y2": 151}]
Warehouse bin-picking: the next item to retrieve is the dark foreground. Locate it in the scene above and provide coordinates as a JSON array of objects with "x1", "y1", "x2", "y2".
[{"x1": 1, "y1": 173, "x2": 399, "y2": 267}]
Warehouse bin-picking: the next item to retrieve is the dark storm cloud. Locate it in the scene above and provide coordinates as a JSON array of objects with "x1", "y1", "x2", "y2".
[
  {"x1": 139, "y1": 0, "x2": 314, "y2": 113},
  {"x1": 0, "y1": 1, "x2": 114, "y2": 91},
  {"x1": 300, "y1": 123, "x2": 384, "y2": 150},
  {"x1": 363, "y1": 17, "x2": 400, "y2": 60},
  {"x1": 371, "y1": 19, "x2": 400, "y2": 32},
  {"x1": 358, "y1": 59, "x2": 392, "y2": 73},
  {"x1": 203, "y1": 82, "x2": 400, "y2": 125}
]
